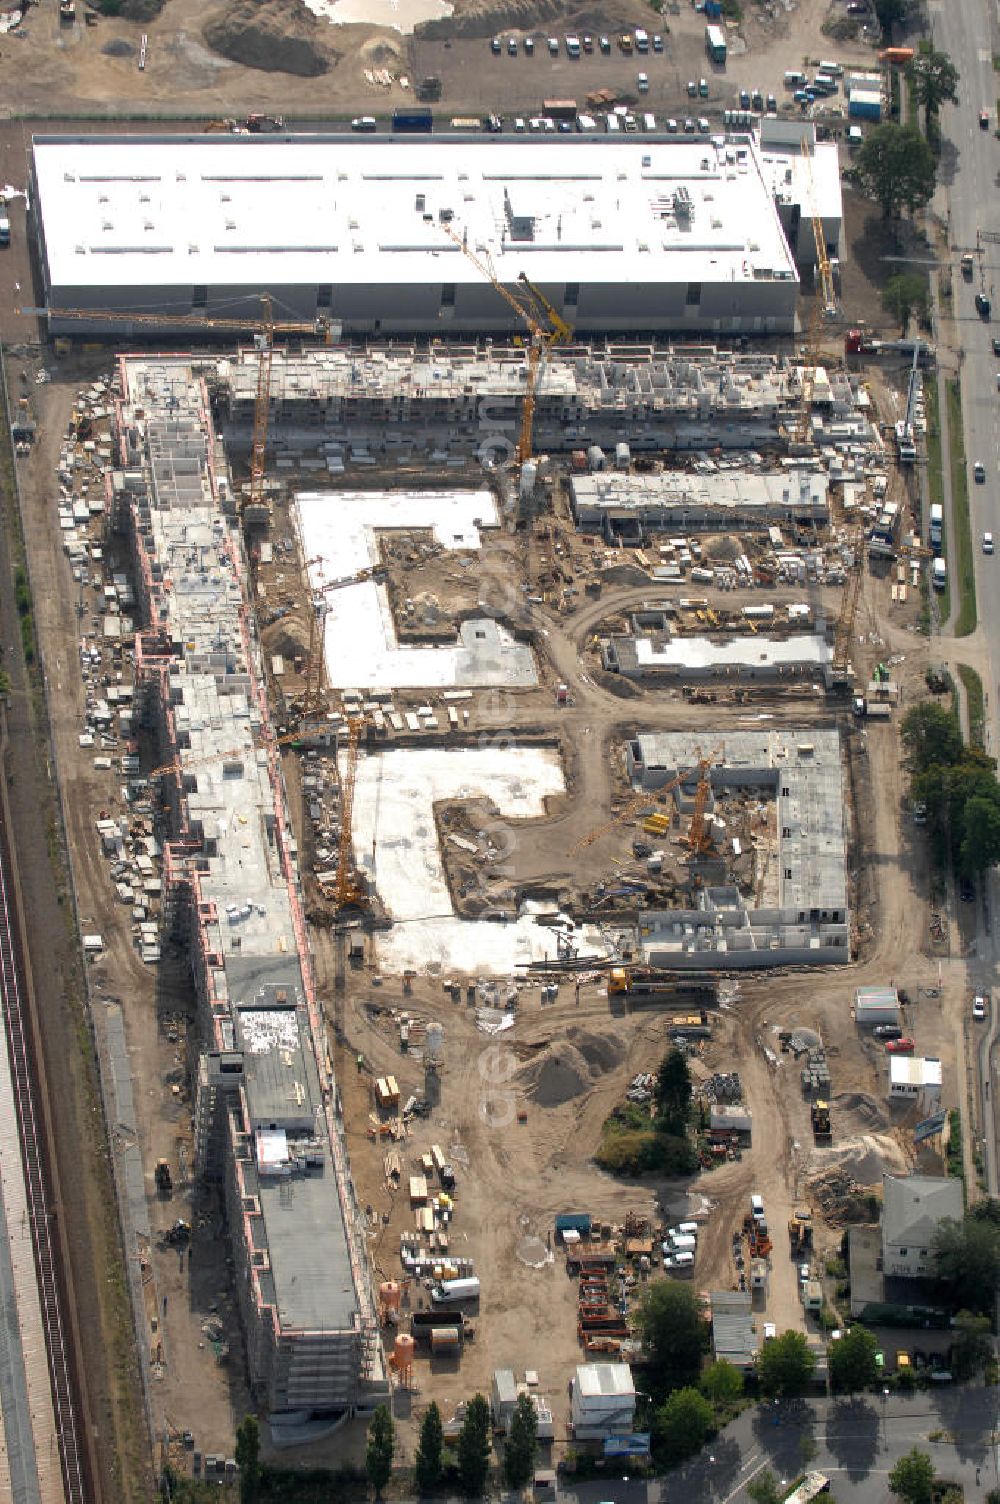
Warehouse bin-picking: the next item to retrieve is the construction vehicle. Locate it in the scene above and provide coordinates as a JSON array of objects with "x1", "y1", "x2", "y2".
[
  {"x1": 788, "y1": 1208, "x2": 813, "y2": 1254},
  {"x1": 19, "y1": 297, "x2": 334, "y2": 520},
  {"x1": 573, "y1": 744, "x2": 723, "y2": 855},
  {"x1": 441, "y1": 223, "x2": 572, "y2": 465},
  {"x1": 245, "y1": 113, "x2": 285, "y2": 132},
  {"x1": 154, "y1": 1159, "x2": 173, "y2": 1196},
  {"x1": 811, "y1": 1100, "x2": 832, "y2": 1141}
]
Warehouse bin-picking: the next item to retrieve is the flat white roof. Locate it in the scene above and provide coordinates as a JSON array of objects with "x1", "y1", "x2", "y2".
[
  {"x1": 32, "y1": 134, "x2": 799, "y2": 291},
  {"x1": 890, "y1": 1056, "x2": 942, "y2": 1088},
  {"x1": 575, "y1": 1362, "x2": 635, "y2": 1399},
  {"x1": 634, "y1": 632, "x2": 832, "y2": 672}
]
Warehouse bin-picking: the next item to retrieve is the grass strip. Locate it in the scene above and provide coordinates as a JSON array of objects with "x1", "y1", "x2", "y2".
[
  {"x1": 957, "y1": 663, "x2": 985, "y2": 749},
  {"x1": 924, "y1": 381, "x2": 950, "y2": 623},
  {"x1": 946, "y1": 379, "x2": 976, "y2": 637}
]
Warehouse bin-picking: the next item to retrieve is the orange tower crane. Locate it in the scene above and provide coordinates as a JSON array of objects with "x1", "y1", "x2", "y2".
[{"x1": 572, "y1": 744, "x2": 724, "y2": 855}]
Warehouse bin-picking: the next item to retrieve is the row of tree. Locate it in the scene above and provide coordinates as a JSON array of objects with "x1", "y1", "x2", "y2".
[
  {"x1": 365, "y1": 1389, "x2": 538, "y2": 1499},
  {"x1": 901, "y1": 702, "x2": 1000, "y2": 875}
]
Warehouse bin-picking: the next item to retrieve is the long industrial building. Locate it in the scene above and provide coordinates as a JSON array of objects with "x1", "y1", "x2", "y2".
[
  {"x1": 109, "y1": 355, "x2": 387, "y2": 1427},
  {"x1": 27, "y1": 131, "x2": 837, "y2": 336}
]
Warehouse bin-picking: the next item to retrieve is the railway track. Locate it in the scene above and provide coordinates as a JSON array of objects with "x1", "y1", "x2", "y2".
[{"x1": 0, "y1": 787, "x2": 85, "y2": 1504}]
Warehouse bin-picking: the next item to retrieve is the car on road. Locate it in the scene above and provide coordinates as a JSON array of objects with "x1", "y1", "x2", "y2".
[
  {"x1": 960, "y1": 875, "x2": 976, "y2": 902},
  {"x1": 993, "y1": 337, "x2": 1000, "y2": 355},
  {"x1": 912, "y1": 801, "x2": 928, "y2": 825},
  {"x1": 973, "y1": 994, "x2": 988, "y2": 1021},
  {"x1": 351, "y1": 116, "x2": 377, "y2": 132},
  {"x1": 981, "y1": 109, "x2": 991, "y2": 129},
  {"x1": 885, "y1": 1037, "x2": 916, "y2": 1054},
  {"x1": 976, "y1": 291, "x2": 992, "y2": 319},
  {"x1": 985, "y1": 531, "x2": 994, "y2": 554},
  {"x1": 974, "y1": 461, "x2": 986, "y2": 482},
  {"x1": 637, "y1": 72, "x2": 649, "y2": 92}
]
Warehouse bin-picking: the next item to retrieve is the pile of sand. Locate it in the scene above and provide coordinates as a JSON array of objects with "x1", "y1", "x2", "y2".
[
  {"x1": 518, "y1": 1028, "x2": 625, "y2": 1108},
  {"x1": 810, "y1": 1132, "x2": 909, "y2": 1186},
  {"x1": 417, "y1": 0, "x2": 642, "y2": 41},
  {"x1": 833, "y1": 1091, "x2": 891, "y2": 1132},
  {"x1": 203, "y1": 0, "x2": 336, "y2": 75}
]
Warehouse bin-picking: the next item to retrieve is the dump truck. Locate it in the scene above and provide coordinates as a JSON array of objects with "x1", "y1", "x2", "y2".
[{"x1": 811, "y1": 1100, "x2": 832, "y2": 1141}]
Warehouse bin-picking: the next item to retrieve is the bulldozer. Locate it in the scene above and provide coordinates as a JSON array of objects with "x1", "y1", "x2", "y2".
[{"x1": 811, "y1": 1100, "x2": 832, "y2": 1142}]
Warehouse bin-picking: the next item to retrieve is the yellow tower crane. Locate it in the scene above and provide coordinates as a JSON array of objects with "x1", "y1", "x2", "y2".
[
  {"x1": 440, "y1": 224, "x2": 572, "y2": 463},
  {"x1": 19, "y1": 296, "x2": 333, "y2": 517},
  {"x1": 793, "y1": 134, "x2": 840, "y2": 447}
]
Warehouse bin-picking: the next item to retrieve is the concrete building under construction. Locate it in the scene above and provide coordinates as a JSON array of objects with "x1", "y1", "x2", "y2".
[{"x1": 109, "y1": 354, "x2": 387, "y2": 1427}]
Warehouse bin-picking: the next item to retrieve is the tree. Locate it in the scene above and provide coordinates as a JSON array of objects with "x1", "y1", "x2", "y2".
[
  {"x1": 959, "y1": 792, "x2": 1000, "y2": 875},
  {"x1": 700, "y1": 1358, "x2": 744, "y2": 1406},
  {"x1": 415, "y1": 1401, "x2": 443, "y2": 1495},
  {"x1": 882, "y1": 273, "x2": 929, "y2": 333},
  {"x1": 654, "y1": 1386, "x2": 714, "y2": 1465},
  {"x1": 637, "y1": 1279, "x2": 709, "y2": 1391},
  {"x1": 934, "y1": 1211, "x2": 1000, "y2": 1314},
  {"x1": 655, "y1": 1047, "x2": 692, "y2": 1136},
  {"x1": 951, "y1": 1310, "x2": 993, "y2": 1379},
  {"x1": 456, "y1": 1393, "x2": 491, "y2": 1498},
  {"x1": 755, "y1": 1330, "x2": 816, "y2": 1398},
  {"x1": 901, "y1": 702, "x2": 964, "y2": 773},
  {"x1": 874, "y1": 0, "x2": 908, "y2": 31},
  {"x1": 854, "y1": 124, "x2": 937, "y2": 219},
  {"x1": 234, "y1": 1415, "x2": 261, "y2": 1503},
  {"x1": 828, "y1": 1326, "x2": 880, "y2": 1394},
  {"x1": 889, "y1": 1447, "x2": 935, "y2": 1504},
  {"x1": 908, "y1": 45, "x2": 960, "y2": 135},
  {"x1": 365, "y1": 1405, "x2": 394, "y2": 1499},
  {"x1": 747, "y1": 1470, "x2": 783, "y2": 1504},
  {"x1": 503, "y1": 1393, "x2": 538, "y2": 1492}
]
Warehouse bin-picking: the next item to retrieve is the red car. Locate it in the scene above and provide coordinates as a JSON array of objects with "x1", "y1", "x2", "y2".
[{"x1": 886, "y1": 1037, "x2": 915, "y2": 1054}]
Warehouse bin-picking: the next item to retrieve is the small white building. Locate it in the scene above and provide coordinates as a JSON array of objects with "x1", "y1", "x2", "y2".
[
  {"x1": 881, "y1": 1173, "x2": 964, "y2": 1280},
  {"x1": 570, "y1": 1362, "x2": 636, "y2": 1440},
  {"x1": 855, "y1": 985, "x2": 902, "y2": 1028},
  {"x1": 889, "y1": 1055, "x2": 942, "y2": 1109}
]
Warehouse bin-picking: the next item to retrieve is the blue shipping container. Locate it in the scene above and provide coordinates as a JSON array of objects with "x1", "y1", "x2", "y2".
[
  {"x1": 704, "y1": 0, "x2": 723, "y2": 15},
  {"x1": 848, "y1": 93, "x2": 882, "y2": 121},
  {"x1": 554, "y1": 1212, "x2": 592, "y2": 1235}
]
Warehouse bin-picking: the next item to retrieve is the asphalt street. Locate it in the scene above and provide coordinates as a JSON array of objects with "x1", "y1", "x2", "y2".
[{"x1": 554, "y1": 1390, "x2": 999, "y2": 1503}]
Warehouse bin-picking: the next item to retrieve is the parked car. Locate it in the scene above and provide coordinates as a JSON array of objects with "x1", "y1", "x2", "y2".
[
  {"x1": 973, "y1": 994, "x2": 988, "y2": 1021},
  {"x1": 699, "y1": 77, "x2": 709, "y2": 96},
  {"x1": 976, "y1": 291, "x2": 992, "y2": 319},
  {"x1": 912, "y1": 802, "x2": 927, "y2": 825},
  {"x1": 874, "y1": 1024, "x2": 903, "y2": 1040},
  {"x1": 885, "y1": 1037, "x2": 916, "y2": 1054},
  {"x1": 688, "y1": 79, "x2": 698, "y2": 96},
  {"x1": 960, "y1": 875, "x2": 976, "y2": 902},
  {"x1": 547, "y1": 36, "x2": 559, "y2": 55},
  {"x1": 993, "y1": 337, "x2": 1000, "y2": 356},
  {"x1": 599, "y1": 35, "x2": 611, "y2": 53},
  {"x1": 974, "y1": 461, "x2": 986, "y2": 483},
  {"x1": 637, "y1": 72, "x2": 649, "y2": 92},
  {"x1": 652, "y1": 34, "x2": 664, "y2": 52},
  {"x1": 984, "y1": 531, "x2": 994, "y2": 554},
  {"x1": 491, "y1": 35, "x2": 501, "y2": 53},
  {"x1": 507, "y1": 36, "x2": 517, "y2": 54},
  {"x1": 351, "y1": 116, "x2": 377, "y2": 132},
  {"x1": 981, "y1": 109, "x2": 991, "y2": 129},
  {"x1": 524, "y1": 36, "x2": 534, "y2": 54}
]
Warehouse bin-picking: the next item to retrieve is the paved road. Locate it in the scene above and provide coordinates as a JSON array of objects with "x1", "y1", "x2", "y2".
[{"x1": 555, "y1": 1390, "x2": 1000, "y2": 1503}]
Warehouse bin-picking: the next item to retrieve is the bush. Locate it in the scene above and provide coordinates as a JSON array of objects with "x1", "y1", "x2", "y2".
[{"x1": 596, "y1": 1126, "x2": 698, "y2": 1176}]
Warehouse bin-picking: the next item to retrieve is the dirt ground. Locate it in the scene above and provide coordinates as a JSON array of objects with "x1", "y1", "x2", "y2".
[{"x1": 0, "y1": 0, "x2": 879, "y2": 121}]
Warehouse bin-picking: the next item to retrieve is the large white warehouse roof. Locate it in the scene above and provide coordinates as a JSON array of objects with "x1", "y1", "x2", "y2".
[{"x1": 30, "y1": 133, "x2": 801, "y2": 335}]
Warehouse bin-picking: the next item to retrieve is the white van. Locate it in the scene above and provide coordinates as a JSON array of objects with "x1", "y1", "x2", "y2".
[
  {"x1": 670, "y1": 1234, "x2": 697, "y2": 1253},
  {"x1": 932, "y1": 557, "x2": 947, "y2": 591},
  {"x1": 784, "y1": 70, "x2": 807, "y2": 87},
  {"x1": 819, "y1": 59, "x2": 844, "y2": 76},
  {"x1": 750, "y1": 1193, "x2": 765, "y2": 1220},
  {"x1": 672, "y1": 1251, "x2": 695, "y2": 1274},
  {"x1": 605, "y1": 114, "x2": 621, "y2": 133},
  {"x1": 431, "y1": 1276, "x2": 480, "y2": 1304},
  {"x1": 676, "y1": 1222, "x2": 699, "y2": 1238},
  {"x1": 642, "y1": 112, "x2": 657, "y2": 131}
]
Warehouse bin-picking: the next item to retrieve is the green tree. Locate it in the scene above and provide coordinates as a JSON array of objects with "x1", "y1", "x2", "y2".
[
  {"x1": 456, "y1": 1394, "x2": 491, "y2": 1498},
  {"x1": 654, "y1": 1386, "x2": 715, "y2": 1465},
  {"x1": 889, "y1": 1446, "x2": 935, "y2": 1504},
  {"x1": 755, "y1": 1330, "x2": 816, "y2": 1398},
  {"x1": 637, "y1": 1279, "x2": 709, "y2": 1391},
  {"x1": 959, "y1": 791, "x2": 1000, "y2": 874},
  {"x1": 934, "y1": 1211, "x2": 1000, "y2": 1313},
  {"x1": 234, "y1": 1414, "x2": 261, "y2": 1503},
  {"x1": 415, "y1": 1401, "x2": 444, "y2": 1495},
  {"x1": 950, "y1": 1310, "x2": 993, "y2": 1379},
  {"x1": 747, "y1": 1470, "x2": 783, "y2": 1504},
  {"x1": 901, "y1": 702, "x2": 964, "y2": 773},
  {"x1": 828, "y1": 1326, "x2": 880, "y2": 1394},
  {"x1": 700, "y1": 1358, "x2": 744, "y2": 1406},
  {"x1": 503, "y1": 1393, "x2": 538, "y2": 1492},
  {"x1": 986, "y1": 1489, "x2": 1000, "y2": 1504},
  {"x1": 854, "y1": 124, "x2": 937, "y2": 219},
  {"x1": 365, "y1": 1405, "x2": 394, "y2": 1499},
  {"x1": 882, "y1": 273, "x2": 929, "y2": 332},
  {"x1": 655, "y1": 1047, "x2": 692, "y2": 1136},
  {"x1": 908, "y1": 45, "x2": 960, "y2": 135},
  {"x1": 874, "y1": 0, "x2": 908, "y2": 31}
]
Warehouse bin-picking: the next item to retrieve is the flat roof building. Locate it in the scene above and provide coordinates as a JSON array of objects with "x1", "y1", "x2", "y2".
[
  {"x1": 30, "y1": 133, "x2": 801, "y2": 336},
  {"x1": 112, "y1": 353, "x2": 386, "y2": 1424}
]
